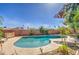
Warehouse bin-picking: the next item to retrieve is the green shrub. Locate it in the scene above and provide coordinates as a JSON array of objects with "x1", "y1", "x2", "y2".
[
  {"x1": 57, "y1": 45, "x2": 69, "y2": 55},
  {"x1": 76, "y1": 34, "x2": 79, "y2": 39},
  {"x1": 0, "y1": 27, "x2": 3, "y2": 40}
]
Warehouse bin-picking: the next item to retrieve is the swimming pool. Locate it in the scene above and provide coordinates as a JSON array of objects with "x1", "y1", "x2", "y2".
[{"x1": 14, "y1": 35, "x2": 62, "y2": 48}]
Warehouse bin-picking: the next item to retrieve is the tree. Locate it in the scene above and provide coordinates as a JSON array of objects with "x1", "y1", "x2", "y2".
[
  {"x1": 59, "y1": 27, "x2": 71, "y2": 45},
  {"x1": 62, "y1": 4, "x2": 79, "y2": 50},
  {"x1": 39, "y1": 26, "x2": 48, "y2": 35},
  {"x1": 0, "y1": 16, "x2": 4, "y2": 51},
  {"x1": 29, "y1": 29, "x2": 34, "y2": 35},
  {"x1": 39, "y1": 26, "x2": 44, "y2": 34},
  {"x1": 64, "y1": 3, "x2": 79, "y2": 34},
  {"x1": 56, "y1": 3, "x2": 79, "y2": 51},
  {"x1": 0, "y1": 16, "x2": 3, "y2": 39},
  {"x1": 73, "y1": 10, "x2": 79, "y2": 31}
]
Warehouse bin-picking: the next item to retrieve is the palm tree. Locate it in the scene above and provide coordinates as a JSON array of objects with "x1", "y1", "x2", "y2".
[
  {"x1": 63, "y1": 4, "x2": 79, "y2": 50},
  {"x1": 73, "y1": 10, "x2": 79, "y2": 31},
  {"x1": 56, "y1": 4, "x2": 79, "y2": 52},
  {"x1": 64, "y1": 3, "x2": 79, "y2": 34}
]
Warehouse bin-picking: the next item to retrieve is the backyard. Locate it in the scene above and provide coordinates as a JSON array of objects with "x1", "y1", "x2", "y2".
[{"x1": 0, "y1": 3, "x2": 79, "y2": 55}]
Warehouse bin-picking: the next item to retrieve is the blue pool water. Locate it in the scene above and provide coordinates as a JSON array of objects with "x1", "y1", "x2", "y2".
[{"x1": 14, "y1": 35, "x2": 62, "y2": 48}]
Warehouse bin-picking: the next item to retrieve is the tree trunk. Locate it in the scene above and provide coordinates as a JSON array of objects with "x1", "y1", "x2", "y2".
[
  {"x1": 0, "y1": 42, "x2": 2, "y2": 51},
  {"x1": 73, "y1": 27, "x2": 77, "y2": 34},
  {"x1": 63, "y1": 38, "x2": 66, "y2": 45}
]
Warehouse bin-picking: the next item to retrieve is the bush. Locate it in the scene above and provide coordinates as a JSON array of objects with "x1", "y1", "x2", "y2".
[
  {"x1": 57, "y1": 45, "x2": 69, "y2": 55},
  {"x1": 76, "y1": 34, "x2": 79, "y2": 39}
]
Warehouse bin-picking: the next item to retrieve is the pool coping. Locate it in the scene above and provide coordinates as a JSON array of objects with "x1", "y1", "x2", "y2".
[
  {"x1": 2, "y1": 36, "x2": 62, "y2": 55},
  {"x1": 13, "y1": 36, "x2": 62, "y2": 49}
]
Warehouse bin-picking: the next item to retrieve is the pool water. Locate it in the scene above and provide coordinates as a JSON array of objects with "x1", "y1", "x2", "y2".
[{"x1": 14, "y1": 35, "x2": 62, "y2": 48}]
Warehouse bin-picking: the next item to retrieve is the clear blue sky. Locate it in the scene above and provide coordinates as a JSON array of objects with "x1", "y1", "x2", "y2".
[{"x1": 0, "y1": 3, "x2": 64, "y2": 29}]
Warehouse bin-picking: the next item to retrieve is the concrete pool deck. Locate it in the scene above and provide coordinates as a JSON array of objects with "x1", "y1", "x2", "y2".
[{"x1": 1, "y1": 36, "x2": 73, "y2": 55}]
